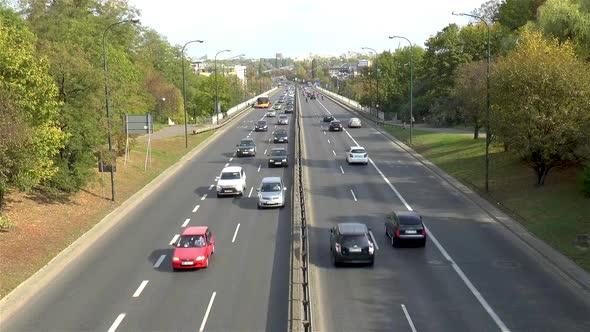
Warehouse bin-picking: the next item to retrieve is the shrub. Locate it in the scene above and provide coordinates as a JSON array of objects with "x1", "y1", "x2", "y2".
[{"x1": 0, "y1": 213, "x2": 13, "y2": 232}]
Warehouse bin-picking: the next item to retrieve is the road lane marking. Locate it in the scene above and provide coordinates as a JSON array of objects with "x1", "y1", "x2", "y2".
[
  {"x1": 248, "y1": 186, "x2": 254, "y2": 198},
  {"x1": 169, "y1": 234, "x2": 179, "y2": 245},
  {"x1": 369, "y1": 230, "x2": 379, "y2": 250},
  {"x1": 327, "y1": 102, "x2": 511, "y2": 332},
  {"x1": 324, "y1": 131, "x2": 326, "y2": 135},
  {"x1": 209, "y1": 185, "x2": 214, "y2": 190},
  {"x1": 258, "y1": 164, "x2": 261, "y2": 172},
  {"x1": 401, "y1": 304, "x2": 417, "y2": 332},
  {"x1": 192, "y1": 204, "x2": 200, "y2": 213},
  {"x1": 214, "y1": 176, "x2": 219, "y2": 182},
  {"x1": 201, "y1": 194, "x2": 207, "y2": 201},
  {"x1": 199, "y1": 292, "x2": 217, "y2": 332},
  {"x1": 232, "y1": 223, "x2": 241, "y2": 243},
  {"x1": 132, "y1": 280, "x2": 149, "y2": 298},
  {"x1": 327, "y1": 139, "x2": 331, "y2": 144},
  {"x1": 264, "y1": 148, "x2": 267, "y2": 155},
  {"x1": 154, "y1": 254, "x2": 166, "y2": 268},
  {"x1": 332, "y1": 150, "x2": 336, "y2": 157},
  {"x1": 340, "y1": 166, "x2": 344, "y2": 174},
  {"x1": 225, "y1": 163, "x2": 229, "y2": 167},
  {"x1": 107, "y1": 313, "x2": 126, "y2": 332},
  {"x1": 350, "y1": 189, "x2": 357, "y2": 201},
  {"x1": 229, "y1": 157, "x2": 233, "y2": 161},
  {"x1": 182, "y1": 218, "x2": 190, "y2": 227}
]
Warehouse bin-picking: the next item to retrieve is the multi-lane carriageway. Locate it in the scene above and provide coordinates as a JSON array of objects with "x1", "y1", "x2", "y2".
[{"x1": 1, "y1": 87, "x2": 590, "y2": 332}]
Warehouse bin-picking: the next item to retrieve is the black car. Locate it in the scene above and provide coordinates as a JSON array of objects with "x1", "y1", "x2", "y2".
[
  {"x1": 323, "y1": 115, "x2": 335, "y2": 122},
  {"x1": 272, "y1": 129, "x2": 288, "y2": 143},
  {"x1": 268, "y1": 148, "x2": 288, "y2": 167},
  {"x1": 284, "y1": 106, "x2": 294, "y2": 114},
  {"x1": 385, "y1": 211, "x2": 426, "y2": 247},
  {"x1": 255, "y1": 120, "x2": 268, "y2": 132},
  {"x1": 236, "y1": 138, "x2": 256, "y2": 157},
  {"x1": 328, "y1": 120, "x2": 343, "y2": 132},
  {"x1": 330, "y1": 223, "x2": 375, "y2": 266}
]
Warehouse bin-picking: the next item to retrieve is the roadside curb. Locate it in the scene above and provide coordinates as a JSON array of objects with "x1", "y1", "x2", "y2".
[
  {"x1": 0, "y1": 102, "x2": 261, "y2": 323},
  {"x1": 321, "y1": 88, "x2": 590, "y2": 293}
]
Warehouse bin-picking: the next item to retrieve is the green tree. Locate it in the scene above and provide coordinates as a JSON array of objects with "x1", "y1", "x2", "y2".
[
  {"x1": 537, "y1": 0, "x2": 590, "y2": 60},
  {"x1": 491, "y1": 29, "x2": 590, "y2": 185},
  {"x1": 451, "y1": 61, "x2": 487, "y2": 139},
  {"x1": 497, "y1": 0, "x2": 546, "y2": 31}
]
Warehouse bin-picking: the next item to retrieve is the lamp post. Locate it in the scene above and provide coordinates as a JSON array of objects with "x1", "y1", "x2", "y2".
[
  {"x1": 452, "y1": 11, "x2": 491, "y2": 192},
  {"x1": 388, "y1": 36, "x2": 414, "y2": 145},
  {"x1": 102, "y1": 18, "x2": 139, "y2": 201},
  {"x1": 362, "y1": 47, "x2": 380, "y2": 113},
  {"x1": 215, "y1": 49, "x2": 231, "y2": 124},
  {"x1": 181, "y1": 39, "x2": 204, "y2": 148}
]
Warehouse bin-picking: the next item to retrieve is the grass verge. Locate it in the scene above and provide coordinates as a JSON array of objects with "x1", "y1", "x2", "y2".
[
  {"x1": 0, "y1": 130, "x2": 215, "y2": 299},
  {"x1": 384, "y1": 124, "x2": 590, "y2": 272}
]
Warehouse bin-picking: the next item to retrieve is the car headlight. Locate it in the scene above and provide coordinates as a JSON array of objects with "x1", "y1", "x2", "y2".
[
  {"x1": 216, "y1": 185, "x2": 222, "y2": 191},
  {"x1": 249, "y1": 148, "x2": 255, "y2": 152},
  {"x1": 269, "y1": 159, "x2": 274, "y2": 162},
  {"x1": 196, "y1": 256, "x2": 205, "y2": 261},
  {"x1": 172, "y1": 257, "x2": 180, "y2": 261}
]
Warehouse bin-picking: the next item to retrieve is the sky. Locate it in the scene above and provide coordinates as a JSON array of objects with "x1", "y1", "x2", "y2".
[{"x1": 127, "y1": 0, "x2": 487, "y2": 60}]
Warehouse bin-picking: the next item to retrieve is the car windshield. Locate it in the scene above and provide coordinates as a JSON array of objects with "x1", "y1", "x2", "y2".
[
  {"x1": 400, "y1": 217, "x2": 422, "y2": 225},
  {"x1": 351, "y1": 149, "x2": 365, "y2": 154},
  {"x1": 261, "y1": 183, "x2": 282, "y2": 192},
  {"x1": 239, "y1": 141, "x2": 254, "y2": 147},
  {"x1": 220, "y1": 172, "x2": 240, "y2": 180},
  {"x1": 341, "y1": 234, "x2": 370, "y2": 247},
  {"x1": 257, "y1": 121, "x2": 266, "y2": 126},
  {"x1": 271, "y1": 149, "x2": 287, "y2": 156},
  {"x1": 177, "y1": 235, "x2": 206, "y2": 248}
]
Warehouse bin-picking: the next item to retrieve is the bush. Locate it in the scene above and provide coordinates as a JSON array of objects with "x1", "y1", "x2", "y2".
[
  {"x1": 0, "y1": 213, "x2": 14, "y2": 232},
  {"x1": 583, "y1": 163, "x2": 590, "y2": 197}
]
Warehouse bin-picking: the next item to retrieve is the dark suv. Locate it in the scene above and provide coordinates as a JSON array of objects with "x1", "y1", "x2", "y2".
[
  {"x1": 255, "y1": 120, "x2": 268, "y2": 132},
  {"x1": 236, "y1": 138, "x2": 256, "y2": 157},
  {"x1": 328, "y1": 120, "x2": 343, "y2": 132},
  {"x1": 330, "y1": 223, "x2": 375, "y2": 266},
  {"x1": 385, "y1": 211, "x2": 426, "y2": 247},
  {"x1": 272, "y1": 129, "x2": 288, "y2": 143}
]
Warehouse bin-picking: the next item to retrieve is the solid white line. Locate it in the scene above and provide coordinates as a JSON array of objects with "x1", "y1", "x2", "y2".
[
  {"x1": 332, "y1": 150, "x2": 336, "y2": 157},
  {"x1": 258, "y1": 164, "x2": 261, "y2": 172},
  {"x1": 225, "y1": 163, "x2": 229, "y2": 167},
  {"x1": 208, "y1": 185, "x2": 214, "y2": 190},
  {"x1": 350, "y1": 189, "x2": 357, "y2": 201},
  {"x1": 201, "y1": 194, "x2": 207, "y2": 201},
  {"x1": 199, "y1": 292, "x2": 217, "y2": 332},
  {"x1": 169, "y1": 234, "x2": 179, "y2": 246},
  {"x1": 132, "y1": 280, "x2": 149, "y2": 298},
  {"x1": 229, "y1": 157, "x2": 233, "y2": 161},
  {"x1": 264, "y1": 148, "x2": 267, "y2": 155},
  {"x1": 107, "y1": 313, "x2": 126, "y2": 332},
  {"x1": 369, "y1": 158, "x2": 413, "y2": 211},
  {"x1": 248, "y1": 187, "x2": 254, "y2": 198},
  {"x1": 369, "y1": 230, "x2": 379, "y2": 250},
  {"x1": 401, "y1": 304, "x2": 417, "y2": 332},
  {"x1": 154, "y1": 254, "x2": 166, "y2": 268},
  {"x1": 192, "y1": 204, "x2": 200, "y2": 213},
  {"x1": 182, "y1": 218, "x2": 190, "y2": 227},
  {"x1": 232, "y1": 223, "x2": 241, "y2": 243},
  {"x1": 340, "y1": 166, "x2": 344, "y2": 174}
]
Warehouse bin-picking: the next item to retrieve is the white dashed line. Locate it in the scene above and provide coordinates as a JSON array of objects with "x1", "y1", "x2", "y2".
[
  {"x1": 192, "y1": 205, "x2": 200, "y2": 213},
  {"x1": 369, "y1": 230, "x2": 379, "y2": 250},
  {"x1": 214, "y1": 177, "x2": 219, "y2": 182},
  {"x1": 107, "y1": 313, "x2": 126, "y2": 332},
  {"x1": 324, "y1": 131, "x2": 326, "y2": 135},
  {"x1": 169, "y1": 234, "x2": 179, "y2": 246},
  {"x1": 248, "y1": 187, "x2": 254, "y2": 198},
  {"x1": 402, "y1": 304, "x2": 417, "y2": 332},
  {"x1": 264, "y1": 149, "x2": 267, "y2": 155},
  {"x1": 232, "y1": 223, "x2": 241, "y2": 243},
  {"x1": 350, "y1": 189, "x2": 357, "y2": 201},
  {"x1": 199, "y1": 292, "x2": 217, "y2": 332},
  {"x1": 182, "y1": 218, "x2": 190, "y2": 227},
  {"x1": 154, "y1": 254, "x2": 166, "y2": 268},
  {"x1": 327, "y1": 139, "x2": 330, "y2": 144},
  {"x1": 225, "y1": 163, "x2": 229, "y2": 167},
  {"x1": 258, "y1": 164, "x2": 261, "y2": 172},
  {"x1": 229, "y1": 157, "x2": 233, "y2": 161},
  {"x1": 201, "y1": 194, "x2": 207, "y2": 201},
  {"x1": 332, "y1": 150, "x2": 336, "y2": 157},
  {"x1": 209, "y1": 185, "x2": 214, "y2": 190},
  {"x1": 132, "y1": 280, "x2": 149, "y2": 298},
  {"x1": 340, "y1": 166, "x2": 344, "y2": 174}
]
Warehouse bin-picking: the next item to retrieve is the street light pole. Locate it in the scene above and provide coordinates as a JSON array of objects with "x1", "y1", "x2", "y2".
[
  {"x1": 215, "y1": 49, "x2": 231, "y2": 125},
  {"x1": 389, "y1": 36, "x2": 414, "y2": 145},
  {"x1": 362, "y1": 47, "x2": 380, "y2": 113},
  {"x1": 181, "y1": 39, "x2": 204, "y2": 148},
  {"x1": 102, "y1": 18, "x2": 139, "y2": 202},
  {"x1": 452, "y1": 12, "x2": 491, "y2": 192}
]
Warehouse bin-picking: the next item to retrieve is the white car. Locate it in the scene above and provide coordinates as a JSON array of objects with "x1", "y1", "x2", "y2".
[
  {"x1": 277, "y1": 115, "x2": 289, "y2": 125},
  {"x1": 348, "y1": 118, "x2": 362, "y2": 128},
  {"x1": 346, "y1": 146, "x2": 368, "y2": 165},
  {"x1": 266, "y1": 110, "x2": 276, "y2": 117},
  {"x1": 216, "y1": 166, "x2": 246, "y2": 197}
]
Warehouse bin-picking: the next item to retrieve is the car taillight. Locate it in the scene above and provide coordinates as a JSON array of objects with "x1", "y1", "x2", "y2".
[
  {"x1": 335, "y1": 243, "x2": 341, "y2": 253},
  {"x1": 349, "y1": 153, "x2": 354, "y2": 158},
  {"x1": 172, "y1": 257, "x2": 180, "y2": 261},
  {"x1": 363, "y1": 154, "x2": 367, "y2": 157},
  {"x1": 421, "y1": 229, "x2": 427, "y2": 236},
  {"x1": 395, "y1": 229, "x2": 400, "y2": 237}
]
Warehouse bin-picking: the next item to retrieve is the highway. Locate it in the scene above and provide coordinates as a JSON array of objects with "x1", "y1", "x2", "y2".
[
  {"x1": 301, "y1": 89, "x2": 590, "y2": 331},
  {"x1": 1, "y1": 91, "x2": 293, "y2": 331}
]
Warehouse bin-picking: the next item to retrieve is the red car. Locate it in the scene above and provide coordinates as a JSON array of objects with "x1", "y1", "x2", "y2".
[{"x1": 172, "y1": 226, "x2": 215, "y2": 270}]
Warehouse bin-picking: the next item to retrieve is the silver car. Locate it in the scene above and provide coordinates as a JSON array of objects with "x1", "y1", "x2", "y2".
[
  {"x1": 278, "y1": 115, "x2": 289, "y2": 125},
  {"x1": 257, "y1": 177, "x2": 286, "y2": 209},
  {"x1": 348, "y1": 117, "x2": 362, "y2": 128}
]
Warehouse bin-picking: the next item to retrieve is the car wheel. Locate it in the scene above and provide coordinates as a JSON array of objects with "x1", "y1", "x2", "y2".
[
  {"x1": 419, "y1": 239, "x2": 427, "y2": 248},
  {"x1": 392, "y1": 235, "x2": 398, "y2": 247},
  {"x1": 204, "y1": 257, "x2": 209, "y2": 268},
  {"x1": 368, "y1": 259, "x2": 375, "y2": 267},
  {"x1": 217, "y1": 192, "x2": 221, "y2": 198},
  {"x1": 331, "y1": 253, "x2": 339, "y2": 267}
]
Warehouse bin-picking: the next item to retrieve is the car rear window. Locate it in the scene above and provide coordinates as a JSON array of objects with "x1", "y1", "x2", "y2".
[
  {"x1": 257, "y1": 121, "x2": 266, "y2": 125},
  {"x1": 220, "y1": 172, "x2": 240, "y2": 180},
  {"x1": 341, "y1": 234, "x2": 370, "y2": 247},
  {"x1": 271, "y1": 150, "x2": 287, "y2": 156},
  {"x1": 351, "y1": 149, "x2": 365, "y2": 154},
  {"x1": 399, "y1": 216, "x2": 422, "y2": 225}
]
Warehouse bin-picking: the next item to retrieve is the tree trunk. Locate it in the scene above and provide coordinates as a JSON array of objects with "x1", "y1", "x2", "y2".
[
  {"x1": 0, "y1": 189, "x2": 4, "y2": 212},
  {"x1": 473, "y1": 125, "x2": 480, "y2": 139},
  {"x1": 534, "y1": 163, "x2": 551, "y2": 185}
]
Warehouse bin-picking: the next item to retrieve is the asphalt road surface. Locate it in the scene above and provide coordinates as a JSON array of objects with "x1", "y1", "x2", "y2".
[
  {"x1": 2, "y1": 91, "x2": 293, "y2": 332},
  {"x1": 302, "y1": 89, "x2": 590, "y2": 332}
]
